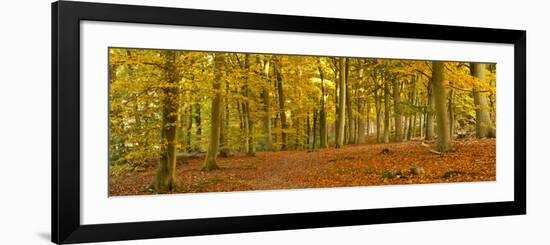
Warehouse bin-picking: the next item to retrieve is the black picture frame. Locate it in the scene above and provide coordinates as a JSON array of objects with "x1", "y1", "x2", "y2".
[{"x1": 52, "y1": 1, "x2": 526, "y2": 244}]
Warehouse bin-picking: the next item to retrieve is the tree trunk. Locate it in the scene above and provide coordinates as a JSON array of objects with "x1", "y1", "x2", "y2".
[
  {"x1": 242, "y1": 100, "x2": 250, "y2": 152},
  {"x1": 393, "y1": 77, "x2": 402, "y2": 142},
  {"x1": 318, "y1": 65, "x2": 328, "y2": 148},
  {"x1": 357, "y1": 102, "x2": 366, "y2": 144},
  {"x1": 405, "y1": 115, "x2": 410, "y2": 141},
  {"x1": 470, "y1": 63, "x2": 492, "y2": 138},
  {"x1": 408, "y1": 114, "x2": 414, "y2": 140},
  {"x1": 262, "y1": 58, "x2": 273, "y2": 151},
  {"x1": 426, "y1": 80, "x2": 435, "y2": 140},
  {"x1": 366, "y1": 100, "x2": 371, "y2": 138},
  {"x1": 202, "y1": 54, "x2": 224, "y2": 171},
  {"x1": 273, "y1": 113, "x2": 279, "y2": 145},
  {"x1": 243, "y1": 54, "x2": 256, "y2": 156},
  {"x1": 335, "y1": 58, "x2": 347, "y2": 148},
  {"x1": 153, "y1": 51, "x2": 179, "y2": 192},
  {"x1": 407, "y1": 79, "x2": 416, "y2": 141},
  {"x1": 245, "y1": 101, "x2": 255, "y2": 155},
  {"x1": 306, "y1": 113, "x2": 311, "y2": 146},
  {"x1": 312, "y1": 110, "x2": 318, "y2": 150},
  {"x1": 345, "y1": 59, "x2": 354, "y2": 144},
  {"x1": 432, "y1": 61, "x2": 452, "y2": 152},
  {"x1": 419, "y1": 102, "x2": 423, "y2": 139},
  {"x1": 185, "y1": 106, "x2": 192, "y2": 152},
  {"x1": 274, "y1": 60, "x2": 287, "y2": 150},
  {"x1": 375, "y1": 85, "x2": 381, "y2": 143},
  {"x1": 219, "y1": 105, "x2": 225, "y2": 150},
  {"x1": 293, "y1": 116, "x2": 300, "y2": 150},
  {"x1": 236, "y1": 99, "x2": 243, "y2": 130},
  {"x1": 177, "y1": 112, "x2": 183, "y2": 152},
  {"x1": 335, "y1": 65, "x2": 340, "y2": 147},
  {"x1": 383, "y1": 80, "x2": 390, "y2": 143},
  {"x1": 221, "y1": 83, "x2": 230, "y2": 149},
  {"x1": 448, "y1": 82, "x2": 455, "y2": 139}
]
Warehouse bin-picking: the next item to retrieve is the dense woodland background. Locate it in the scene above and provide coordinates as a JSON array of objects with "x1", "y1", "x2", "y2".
[{"x1": 108, "y1": 48, "x2": 496, "y2": 194}]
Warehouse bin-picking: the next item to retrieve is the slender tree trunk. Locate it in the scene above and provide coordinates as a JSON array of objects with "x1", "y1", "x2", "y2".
[
  {"x1": 176, "y1": 112, "x2": 183, "y2": 153},
  {"x1": 191, "y1": 104, "x2": 202, "y2": 152},
  {"x1": 470, "y1": 63, "x2": 492, "y2": 138},
  {"x1": 448, "y1": 82, "x2": 455, "y2": 139},
  {"x1": 426, "y1": 81, "x2": 435, "y2": 140},
  {"x1": 184, "y1": 106, "x2": 193, "y2": 152},
  {"x1": 306, "y1": 113, "x2": 311, "y2": 146},
  {"x1": 409, "y1": 94, "x2": 416, "y2": 140},
  {"x1": 318, "y1": 65, "x2": 328, "y2": 148},
  {"x1": 411, "y1": 112, "x2": 422, "y2": 139},
  {"x1": 273, "y1": 113, "x2": 279, "y2": 146},
  {"x1": 153, "y1": 51, "x2": 179, "y2": 192},
  {"x1": 219, "y1": 106, "x2": 225, "y2": 149},
  {"x1": 357, "y1": 102, "x2": 366, "y2": 144},
  {"x1": 202, "y1": 54, "x2": 224, "y2": 171},
  {"x1": 375, "y1": 86, "x2": 381, "y2": 143},
  {"x1": 408, "y1": 114, "x2": 414, "y2": 140},
  {"x1": 236, "y1": 99, "x2": 243, "y2": 130},
  {"x1": 383, "y1": 80, "x2": 390, "y2": 143},
  {"x1": 335, "y1": 65, "x2": 340, "y2": 147},
  {"x1": 312, "y1": 110, "x2": 318, "y2": 150},
  {"x1": 419, "y1": 102, "x2": 423, "y2": 139},
  {"x1": 356, "y1": 112, "x2": 360, "y2": 144},
  {"x1": 221, "y1": 83, "x2": 230, "y2": 149},
  {"x1": 393, "y1": 77, "x2": 403, "y2": 142},
  {"x1": 404, "y1": 116, "x2": 410, "y2": 140},
  {"x1": 272, "y1": 77, "x2": 279, "y2": 148},
  {"x1": 355, "y1": 94, "x2": 361, "y2": 144},
  {"x1": 366, "y1": 100, "x2": 371, "y2": 138},
  {"x1": 262, "y1": 59, "x2": 273, "y2": 150},
  {"x1": 335, "y1": 58, "x2": 347, "y2": 148},
  {"x1": 345, "y1": 59, "x2": 354, "y2": 144},
  {"x1": 274, "y1": 60, "x2": 287, "y2": 150},
  {"x1": 183, "y1": 107, "x2": 191, "y2": 152},
  {"x1": 293, "y1": 115, "x2": 300, "y2": 150},
  {"x1": 407, "y1": 80, "x2": 416, "y2": 141},
  {"x1": 242, "y1": 100, "x2": 250, "y2": 152},
  {"x1": 243, "y1": 54, "x2": 256, "y2": 156},
  {"x1": 343, "y1": 78, "x2": 349, "y2": 143},
  {"x1": 432, "y1": 61, "x2": 452, "y2": 152},
  {"x1": 344, "y1": 118, "x2": 349, "y2": 144},
  {"x1": 245, "y1": 102, "x2": 255, "y2": 155},
  {"x1": 219, "y1": 93, "x2": 227, "y2": 149}
]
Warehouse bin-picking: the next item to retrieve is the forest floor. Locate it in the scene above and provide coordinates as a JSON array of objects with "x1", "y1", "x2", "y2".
[{"x1": 109, "y1": 138, "x2": 496, "y2": 196}]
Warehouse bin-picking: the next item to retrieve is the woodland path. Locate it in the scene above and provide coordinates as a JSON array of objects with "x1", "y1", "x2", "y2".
[{"x1": 109, "y1": 138, "x2": 496, "y2": 196}]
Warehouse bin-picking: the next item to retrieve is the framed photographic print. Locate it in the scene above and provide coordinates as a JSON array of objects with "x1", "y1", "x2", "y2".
[{"x1": 52, "y1": 1, "x2": 526, "y2": 244}]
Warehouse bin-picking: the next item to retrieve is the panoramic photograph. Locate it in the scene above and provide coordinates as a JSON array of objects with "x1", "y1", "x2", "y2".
[{"x1": 108, "y1": 48, "x2": 497, "y2": 196}]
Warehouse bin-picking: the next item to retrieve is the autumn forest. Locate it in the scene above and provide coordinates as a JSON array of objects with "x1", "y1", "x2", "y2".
[{"x1": 109, "y1": 48, "x2": 497, "y2": 196}]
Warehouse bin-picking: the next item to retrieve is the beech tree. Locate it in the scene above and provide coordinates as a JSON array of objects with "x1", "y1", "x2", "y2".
[
  {"x1": 335, "y1": 57, "x2": 346, "y2": 148},
  {"x1": 261, "y1": 57, "x2": 273, "y2": 151},
  {"x1": 273, "y1": 59, "x2": 288, "y2": 150},
  {"x1": 202, "y1": 53, "x2": 225, "y2": 171},
  {"x1": 318, "y1": 63, "x2": 328, "y2": 148},
  {"x1": 152, "y1": 50, "x2": 180, "y2": 191},
  {"x1": 383, "y1": 77, "x2": 390, "y2": 144},
  {"x1": 393, "y1": 76, "x2": 403, "y2": 142},
  {"x1": 470, "y1": 63, "x2": 493, "y2": 138},
  {"x1": 432, "y1": 61, "x2": 452, "y2": 152}
]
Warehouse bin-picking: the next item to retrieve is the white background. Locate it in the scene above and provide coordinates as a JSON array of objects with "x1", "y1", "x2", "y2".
[{"x1": 0, "y1": 0, "x2": 547, "y2": 244}]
